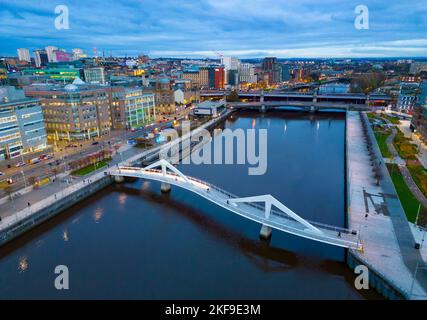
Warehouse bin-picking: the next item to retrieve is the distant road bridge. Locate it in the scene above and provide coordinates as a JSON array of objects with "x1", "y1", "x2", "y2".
[
  {"x1": 229, "y1": 100, "x2": 371, "y2": 112},
  {"x1": 110, "y1": 159, "x2": 362, "y2": 250},
  {"x1": 201, "y1": 90, "x2": 391, "y2": 106}
]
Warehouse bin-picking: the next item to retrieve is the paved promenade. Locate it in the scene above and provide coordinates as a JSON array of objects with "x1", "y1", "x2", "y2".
[{"x1": 347, "y1": 111, "x2": 427, "y2": 299}]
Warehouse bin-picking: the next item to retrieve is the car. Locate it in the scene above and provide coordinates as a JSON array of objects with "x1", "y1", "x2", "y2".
[
  {"x1": 91, "y1": 141, "x2": 99, "y2": 145},
  {"x1": 15, "y1": 162, "x2": 26, "y2": 167},
  {"x1": 39, "y1": 154, "x2": 53, "y2": 160},
  {"x1": 29, "y1": 157, "x2": 41, "y2": 165},
  {"x1": 0, "y1": 171, "x2": 4, "y2": 176}
]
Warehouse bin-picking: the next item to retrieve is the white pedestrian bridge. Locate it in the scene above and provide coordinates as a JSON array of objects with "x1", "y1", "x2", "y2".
[{"x1": 110, "y1": 159, "x2": 362, "y2": 250}]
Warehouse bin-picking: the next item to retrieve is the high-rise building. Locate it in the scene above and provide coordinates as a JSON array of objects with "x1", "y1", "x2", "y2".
[
  {"x1": 221, "y1": 57, "x2": 240, "y2": 85},
  {"x1": 238, "y1": 63, "x2": 257, "y2": 84},
  {"x1": 109, "y1": 87, "x2": 156, "y2": 130},
  {"x1": 228, "y1": 69, "x2": 239, "y2": 86},
  {"x1": 261, "y1": 57, "x2": 281, "y2": 84},
  {"x1": 24, "y1": 79, "x2": 112, "y2": 141},
  {"x1": 45, "y1": 46, "x2": 58, "y2": 63},
  {"x1": 280, "y1": 64, "x2": 291, "y2": 82},
  {"x1": 84, "y1": 67, "x2": 106, "y2": 85},
  {"x1": 17, "y1": 48, "x2": 31, "y2": 62},
  {"x1": 34, "y1": 49, "x2": 49, "y2": 68},
  {"x1": 214, "y1": 67, "x2": 225, "y2": 89},
  {"x1": 0, "y1": 86, "x2": 47, "y2": 160}
]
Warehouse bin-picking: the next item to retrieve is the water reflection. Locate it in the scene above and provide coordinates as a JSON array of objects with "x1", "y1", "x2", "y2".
[
  {"x1": 118, "y1": 185, "x2": 298, "y2": 272},
  {"x1": 94, "y1": 208, "x2": 104, "y2": 223},
  {"x1": 18, "y1": 256, "x2": 28, "y2": 272},
  {"x1": 62, "y1": 229, "x2": 69, "y2": 242}
]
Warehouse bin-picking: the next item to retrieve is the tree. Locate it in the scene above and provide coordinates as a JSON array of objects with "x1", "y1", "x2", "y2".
[{"x1": 226, "y1": 90, "x2": 240, "y2": 102}]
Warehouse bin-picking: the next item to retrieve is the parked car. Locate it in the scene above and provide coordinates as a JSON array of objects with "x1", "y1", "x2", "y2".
[
  {"x1": 39, "y1": 154, "x2": 53, "y2": 160},
  {"x1": 91, "y1": 141, "x2": 99, "y2": 145},
  {"x1": 15, "y1": 162, "x2": 26, "y2": 167},
  {"x1": 0, "y1": 171, "x2": 4, "y2": 176}
]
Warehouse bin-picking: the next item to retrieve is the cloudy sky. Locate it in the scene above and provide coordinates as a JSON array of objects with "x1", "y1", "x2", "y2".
[{"x1": 0, "y1": 0, "x2": 426, "y2": 58}]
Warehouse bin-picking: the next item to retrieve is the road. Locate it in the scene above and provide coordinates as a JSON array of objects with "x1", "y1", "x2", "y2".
[{"x1": 0, "y1": 110, "x2": 193, "y2": 196}]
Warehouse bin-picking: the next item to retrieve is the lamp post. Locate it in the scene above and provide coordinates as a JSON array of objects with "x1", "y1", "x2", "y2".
[{"x1": 21, "y1": 170, "x2": 27, "y2": 188}]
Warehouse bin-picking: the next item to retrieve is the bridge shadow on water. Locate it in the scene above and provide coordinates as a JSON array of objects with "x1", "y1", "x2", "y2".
[{"x1": 117, "y1": 182, "x2": 362, "y2": 287}]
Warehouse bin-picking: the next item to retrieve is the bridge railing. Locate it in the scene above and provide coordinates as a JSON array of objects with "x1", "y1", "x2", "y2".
[{"x1": 116, "y1": 167, "x2": 358, "y2": 236}]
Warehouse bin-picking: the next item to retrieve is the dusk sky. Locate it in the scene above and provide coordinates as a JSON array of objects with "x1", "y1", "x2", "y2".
[{"x1": 0, "y1": 0, "x2": 426, "y2": 58}]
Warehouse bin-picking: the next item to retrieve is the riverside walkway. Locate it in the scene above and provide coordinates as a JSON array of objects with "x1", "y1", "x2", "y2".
[{"x1": 347, "y1": 111, "x2": 427, "y2": 299}]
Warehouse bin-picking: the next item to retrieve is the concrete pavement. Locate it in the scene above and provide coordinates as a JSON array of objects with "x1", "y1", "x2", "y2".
[{"x1": 348, "y1": 111, "x2": 427, "y2": 299}]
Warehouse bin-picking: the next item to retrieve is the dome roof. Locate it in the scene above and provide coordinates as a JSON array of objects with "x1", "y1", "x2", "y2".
[{"x1": 64, "y1": 84, "x2": 78, "y2": 91}]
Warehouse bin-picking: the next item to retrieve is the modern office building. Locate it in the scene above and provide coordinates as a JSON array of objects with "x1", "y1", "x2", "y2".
[
  {"x1": 83, "y1": 67, "x2": 106, "y2": 85},
  {"x1": 24, "y1": 79, "x2": 111, "y2": 141},
  {"x1": 54, "y1": 50, "x2": 72, "y2": 62},
  {"x1": 397, "y1": 82, "x2": 420, "y2": 112},
  {"x1": 238, "y1": 63, "x2": 257, "y2": 84},
  {"x1": 109, "y1": 87, "x2": 155, "y2": 130},
  {"x1": 411, "y1": 81, "x2": 427, "y2": 141},
  {"x1": 262, "y1": 57, "x2": 281, "y2": 84},
  {"x1": 22, "y1": 67, "x2": 81, "y2": 82},
  {"x1": 34, "y1": 50, "x2": 49, "y2": 68},
  {"x1": 17, "y1": 48, "x2": 31, "y2": 63},
  {"x1": 214, "y1": 67, "x2": 225, "y2": 89},
  {"x1": 221, "y1": 57, "x2": 240, "y2": 85},
  {"x1": 0, "y1": 86, "x2": 47, "y2": 160},
  {"x1": 280, "y1": 64, "x2": 291, "y2": 82},
  {"x1": 228, "y1": 69, "x2": 239, "y2": 86},
  {"x1": 45, "y1": 46, "x2": 58, "y2": 63},
  {"x1": 183, "y1": 67, "x2": 210, "y2": 88}
]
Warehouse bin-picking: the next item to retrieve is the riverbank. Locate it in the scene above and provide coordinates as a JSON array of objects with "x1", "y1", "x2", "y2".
[
  {"x1": 346, "y1": 111, "x2": 427, "y2": 299},
  {"x1": 0, "y1": 111, "x2": 233, "y2": 247}
]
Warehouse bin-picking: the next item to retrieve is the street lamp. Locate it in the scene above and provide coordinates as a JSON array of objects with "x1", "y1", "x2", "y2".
[{"x1": 21, "y1": 170, "x2": 27, "y2": 188}]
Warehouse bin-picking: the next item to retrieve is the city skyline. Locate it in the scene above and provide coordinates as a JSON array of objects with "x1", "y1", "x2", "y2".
[{"x1": 0, "y1": 0, "x2": 426, "y2": 58}]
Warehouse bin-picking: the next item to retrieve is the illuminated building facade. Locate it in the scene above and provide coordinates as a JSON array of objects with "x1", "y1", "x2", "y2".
[
  {"x1": 0, "y1": 86, "x2": 47, "y2": 160},
  {"x1": 24, "y1": 82, "x2": 111, "y2": 141},
  {"x1": 109, "y1": 87, "x2": 156, "y2": 130}
]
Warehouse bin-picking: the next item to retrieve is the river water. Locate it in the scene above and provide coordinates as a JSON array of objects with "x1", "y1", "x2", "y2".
[{"x1": 0, "y1": 110, "x2": 381, "y2": 299}]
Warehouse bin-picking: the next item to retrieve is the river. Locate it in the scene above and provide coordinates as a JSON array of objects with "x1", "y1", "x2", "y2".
[{"x1": 0, "y1": 110, "x2": 381, "y2": 299}]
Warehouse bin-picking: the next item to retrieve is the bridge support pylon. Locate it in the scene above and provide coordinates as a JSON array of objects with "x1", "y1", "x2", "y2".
[
  {"x1": 259, "y1": 224, "x2": 272, "y2": 240},
  {"x1": 114, "y1": 175, "x2": 125, "y2": 183},
  {"x1": 161, "y1": 182, "x2": 171, "y2": 193}
]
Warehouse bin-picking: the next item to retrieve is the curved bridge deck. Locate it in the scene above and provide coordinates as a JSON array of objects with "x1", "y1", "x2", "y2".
[{"x1": 110, "y1": 162, "x2": 361, "y2": 250}]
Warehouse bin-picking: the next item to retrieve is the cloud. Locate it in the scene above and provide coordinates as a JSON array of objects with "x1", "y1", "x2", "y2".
[{"x1": 0, "y1": 0, "x2": 426, "y2": 57}]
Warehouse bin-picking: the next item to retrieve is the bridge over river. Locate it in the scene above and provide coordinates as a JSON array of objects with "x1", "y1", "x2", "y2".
[{"x1": 110, "y1": 159, "x2": 362, "y2": 250}]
